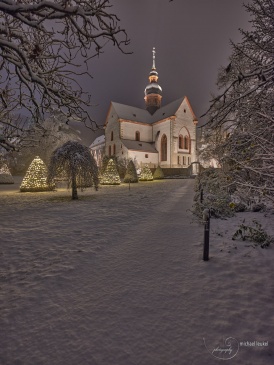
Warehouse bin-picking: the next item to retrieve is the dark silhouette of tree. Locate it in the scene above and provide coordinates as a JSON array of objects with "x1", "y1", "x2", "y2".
[
  {"x1": 124, "y1": 160, "x2": 138, "y2": 183},
  {"x1": 48, "y1": 141, "x2": 98, "y2": 199},
  {"x1": 153, "y1": 166, "x2": 165, "y2": 180}
]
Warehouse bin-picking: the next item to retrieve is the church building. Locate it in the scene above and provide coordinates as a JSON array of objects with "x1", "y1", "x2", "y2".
[{"x1": 104, "y1": 48, "x2": 198, "y2": 169}]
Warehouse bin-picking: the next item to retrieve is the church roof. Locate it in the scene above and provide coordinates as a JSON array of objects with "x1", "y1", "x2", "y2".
[
  {"x1": 111, "y1": 102, "x2": 151, "y2": 123},
  {"x1": 152, "y1": 97, "x2": 185, "y2": 121},
  {"x1": 109, "y1": 96, "x2": 194, "y2": 125},
  {"x1": 89, "y1": 135, "x2": 105, "y2": 148},
  {"x1": 122, "y1": 140, "x2": 158, "y2": 153}
]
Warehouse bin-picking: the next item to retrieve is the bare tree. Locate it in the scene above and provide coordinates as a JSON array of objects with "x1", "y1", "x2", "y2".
[
  {"x1": 47, "y1": 140, "x2": 99, "y2": 199},
  {"x1": 0, "y1": 0, "x2": 130, "y2": 150},
  {"x1": 9, "y1": 109, "x2": 82, "y2": 173},
  {"x1": 201, "y1": 0, "x2": 274, "y2": 201}
]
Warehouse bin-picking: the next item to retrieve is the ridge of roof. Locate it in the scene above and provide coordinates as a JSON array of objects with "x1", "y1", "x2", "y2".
[{"x1": 105, "y1": 96, "x2": 197, "y2": 125}]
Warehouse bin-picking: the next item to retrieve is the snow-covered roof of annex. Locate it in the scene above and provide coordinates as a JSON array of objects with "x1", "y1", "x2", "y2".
[
  {"x1": 122, "y1": 140, "x2": 158, "y2": 153},
  {"x1": 106, "y1": 96, "x2": 197, "y2": 126},
  {"x1": 89, "y1": 135, "x2": 105, "y2": 148}
]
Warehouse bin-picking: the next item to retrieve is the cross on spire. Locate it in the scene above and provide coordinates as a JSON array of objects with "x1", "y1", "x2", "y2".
[{"x1": 152, "y1": 47, "x2": 156, "y2": 69}]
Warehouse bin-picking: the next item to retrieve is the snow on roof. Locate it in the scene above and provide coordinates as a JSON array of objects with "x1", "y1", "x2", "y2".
[
  {"x1": 111, "y1": 102, "x2": 152, "y2": 123},
  {"x1": 152, "y1": 97, "x2": 185, "y2": 122},
  {"x1": 110, "y1": 96, "x2": 192, "y2": 125},
  {"x1": 122, "y1": 140, "x2": 158, "y2": 153},
  {"x1": 89, "y1": 135, "x2": 105, "y2": 148}
]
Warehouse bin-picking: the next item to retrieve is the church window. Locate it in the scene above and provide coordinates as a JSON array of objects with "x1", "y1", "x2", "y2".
[
  {"x1": 111, "y1": 131, "x2": 114, "y2": 141},
  {"x1": 135, "y1": 131, "x2": 140, "y2": 141},
  {"x1": 161, "y1": 134, "x2": 167, "y2": 162},
  {"x1": 183, "y1": 156, "x2": 186, "y2": 165},
  {"x1": 179, "y1": 135, "x2": 184, "y2": 149},
  {"x1": 184, "y1": 136, "x2": 189, "y2": 150},
  {"x1": 145, "y1": 154, "x2": 149, "y2": 158},
  {"x1": 113, "y1": 144, "x2": 116, "y2": 155},
  {"x1": 178, "y1": 156, "x2": 180, "y2": 165},
  {"x1": 108, "y1": 145, "x2": 111, "y2": 156},
  {"x1": 188, "y1": 157, "x2": 191, "y2": 165}
]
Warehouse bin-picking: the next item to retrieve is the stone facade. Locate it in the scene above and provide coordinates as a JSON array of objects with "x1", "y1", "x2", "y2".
[{"x1": 104, "y1": 97, "x2": 198, "y2": 169}]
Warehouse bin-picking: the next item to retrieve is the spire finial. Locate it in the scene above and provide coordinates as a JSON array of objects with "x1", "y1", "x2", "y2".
[{"x1": 152, "y1": 47, "x2": 156, "y2": 69}]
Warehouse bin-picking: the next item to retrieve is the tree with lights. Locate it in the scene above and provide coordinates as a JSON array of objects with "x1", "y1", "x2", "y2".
[
  {"x1": 100, "y1": 158, "x2": 121, "y2": 185},
  {"x1": 0, "y1": 163, "x2": 14, "y2": 184},
  {"x1": 139, "y1": 165, "x2": 153, "y2": 181},
  {"x1": 20, "y1": 156, "x2": 54, "y2": 192},
  {"x1": 124, "y1": 160, "x2": 138, "y2": 183},
  {"x1": 153, "y1": 166, "x2": 164, "y2": 180},
  {"x1": 47, "y1": 141, "x2": 98, "y2": 200}
]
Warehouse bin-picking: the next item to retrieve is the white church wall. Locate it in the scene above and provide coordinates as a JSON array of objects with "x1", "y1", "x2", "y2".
[
  {"x1": 153, "y1": 120, "x2": 171, "y2": 167},
  {"x1": 172, "y1": 100, "x2": 197, "y2": 166},
  {"x1": 120, "y1": 121, "x2": 152, "y2": 142},
  {"x1": 105, "y1": 107, "x2": 121, "y2": 156},
  {"x1": 127, "y1": 150, "x2": 158, "y2": 168}
]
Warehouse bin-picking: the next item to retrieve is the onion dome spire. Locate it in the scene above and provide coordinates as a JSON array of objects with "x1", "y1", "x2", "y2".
[{"x1": 144, "y1": 47, "x2": 162, "y2": 115}]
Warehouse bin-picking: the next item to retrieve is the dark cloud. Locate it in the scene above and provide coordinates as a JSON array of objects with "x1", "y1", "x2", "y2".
[{"x1": 75, "y1": 0, "x2": 251, "y2": 145}]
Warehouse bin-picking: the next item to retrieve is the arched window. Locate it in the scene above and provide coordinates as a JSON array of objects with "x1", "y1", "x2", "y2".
[
  {"x1": 108, "y1": 145, "x2": 111, "y2": 156},
  {"x1": 135, "y1": 131, "x2": 140, "y2": 141},
  {"x1": 161, "y1": 134, "x2": 167, "y2": 162},
  {"x1": 179, "y1": 135, "x2": 184, "y2": 149},
  {"x1": 113, "y1": 144, "x2": 116, "y2": 155},
  {"x1": 111, "y1": 131, "x2": 114, "y2": 141},
  {"x1": 184, "y1": 136, "x2": 189, "y2": 150}
]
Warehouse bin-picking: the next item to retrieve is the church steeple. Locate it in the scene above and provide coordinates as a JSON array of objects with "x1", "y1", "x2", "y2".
[{"x1": 144, "y1": 47, "x2": 162, "y2": 115}]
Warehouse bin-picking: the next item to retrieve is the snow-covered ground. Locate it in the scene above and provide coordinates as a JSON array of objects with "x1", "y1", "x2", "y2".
[{"x1": 0, "y1": 177, "x2": 273, "y2": 365}]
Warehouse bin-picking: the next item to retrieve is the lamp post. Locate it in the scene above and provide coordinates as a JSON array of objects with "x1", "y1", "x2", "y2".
[{"x1": 203, "y1": 208, "x2": 210, "y2": 261}]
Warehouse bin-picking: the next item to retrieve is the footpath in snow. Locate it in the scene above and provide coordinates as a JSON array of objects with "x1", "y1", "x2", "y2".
[{"x1": 0, "y1": 178, "x2": 273, "y2": 364}]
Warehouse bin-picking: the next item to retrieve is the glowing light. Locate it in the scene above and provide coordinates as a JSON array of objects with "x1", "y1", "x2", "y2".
[
  {"x1": 0, "y1": 163, "x2": 14, "y2": 184},
  {"x1": 20, "y1": 156, "x2": 55, "y2": 192},
  {"x1": 100, "y1": 158, "x2": 121, "y2": 185},
  {"x1": 139, "y1": 164, "x2": 154, "y2": 181}
]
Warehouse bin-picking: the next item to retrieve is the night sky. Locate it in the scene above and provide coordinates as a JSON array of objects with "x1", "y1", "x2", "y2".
[{"x1": 76, "y1": 0, "x2": 251, "y2": 145}]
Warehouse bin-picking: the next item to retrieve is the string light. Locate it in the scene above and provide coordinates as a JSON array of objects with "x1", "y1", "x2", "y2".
[
  {"x1": 0, "y1": 163, "x2": 14, "y2": 184},
  {"x1": 139, "y1": 164, "x2": 154, "y2": 181},
  {"x1": 100, "y1": 158, "x2": 121, "y2": 185},
  {"x1": 20, "y1": 156, "x2": 55, "y2": 192}
]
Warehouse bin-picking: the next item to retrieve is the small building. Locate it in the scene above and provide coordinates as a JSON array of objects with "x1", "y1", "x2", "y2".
[{"x1": 104, "y1": 48, "x2": 198, "y2": 169}]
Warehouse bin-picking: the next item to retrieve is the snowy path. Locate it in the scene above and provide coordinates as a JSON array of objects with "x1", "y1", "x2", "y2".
[{"x1": 1, "y1": 179, "x2": 273, "y2": 364}]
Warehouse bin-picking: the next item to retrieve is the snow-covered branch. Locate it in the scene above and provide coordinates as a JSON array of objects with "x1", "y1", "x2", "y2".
[{"x1": 0, "y1": 0, "x2": 130, "y2": 151}]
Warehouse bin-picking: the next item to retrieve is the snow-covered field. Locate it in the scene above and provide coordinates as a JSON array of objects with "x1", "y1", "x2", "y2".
[{"x1": 0, "y1": 177, "x2": 273, "y2": 365}]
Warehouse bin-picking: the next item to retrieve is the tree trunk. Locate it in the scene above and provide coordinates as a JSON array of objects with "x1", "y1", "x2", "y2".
[{"x1": 71, "y1": 172, "x2": 78, "y2": 200}]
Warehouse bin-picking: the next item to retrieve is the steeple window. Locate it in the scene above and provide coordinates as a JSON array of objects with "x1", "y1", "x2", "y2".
[{"x1": 135, "y1": 131, "x2": 140, "y2": 141}]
